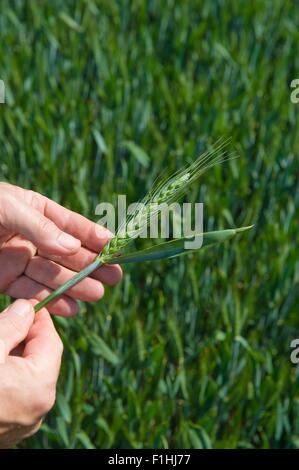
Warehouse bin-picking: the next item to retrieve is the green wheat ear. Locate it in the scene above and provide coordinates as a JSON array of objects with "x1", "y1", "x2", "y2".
[
  {"x1": 34, "y1": 138, "x2": 252, "y2": 313},
  {"x1": 101, "y1": 137, "x2": 236, "y2": 258}
]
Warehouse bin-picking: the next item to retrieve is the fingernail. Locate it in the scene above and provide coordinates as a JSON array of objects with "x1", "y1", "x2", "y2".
[
  {"x1": 11, "y1": 300, "x2": 32, "y2": 317},
  {"x1": 57, "y1": 233, "x2": 80, "y2": 251},
  {"x1": 95, "y1": 224, "x2": 113, "y2": 240}
]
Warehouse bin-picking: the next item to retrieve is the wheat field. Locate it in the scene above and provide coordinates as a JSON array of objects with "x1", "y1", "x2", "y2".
[{"x1": 0, "y1": 0, "x2": 298, "y2": 449}]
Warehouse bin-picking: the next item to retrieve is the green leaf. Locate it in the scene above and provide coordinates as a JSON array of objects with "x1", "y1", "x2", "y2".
[
  {"x1": 105, "y1": 226, "x2": 253, "y2": 265},
  {"x1": 188, "y1": 427, "x2": 212, "y2": 449},
  {"x1": 92, "y1": 129, "x2": 108, "y2": 154},
  {"x1": 56, "y1": 417, "x2": 70, "y2": 447},
  {"x1": 198, "y1": 428, "x2": 213, "y2": 449},
  {"x1": 76, "y1": 431, "x2": 95, "y2": 449},
  {"x1": 59, "y1": 12, "x2": 82, "y2": 32},
  {"x1": 188, "y1": 429, "x2": 203, "y2": 449},
  {"x1": 89, "y1": 334, "x2": 119, "y2": 365},
  {"x1": 121, "y1": 140, "x2": 150, "y2": 168},
  {"x1": 234, "y1": 335, "x2": 265, "y2": 362},
  {"x1": 56, "y1": 392, "x2": 72, "y2": 423}
]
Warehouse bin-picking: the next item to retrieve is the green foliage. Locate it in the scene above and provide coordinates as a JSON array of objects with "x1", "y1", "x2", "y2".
[
  {"x1": 0, "y1": 0, "x2": 298, "y2": 449},
  {"x1": 35, "y1": 228, "x2": 252, "y2": 312},
  {"x1": 105, "y1": 228, "x2": 253, "y2": 264}
]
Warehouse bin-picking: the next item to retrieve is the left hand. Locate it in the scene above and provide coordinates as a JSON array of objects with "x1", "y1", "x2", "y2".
[{"x1": 0, "y1": 182, "x2": 122, "y2": 316}]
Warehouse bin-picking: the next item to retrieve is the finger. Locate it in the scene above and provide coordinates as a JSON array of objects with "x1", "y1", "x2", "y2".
[
  {"x1": 25, "y1": 256, "x2": 105, "y2": 302},
  {"x1": 2, "y1": 185, "x2": 111, "y2": 253},
  {"x1": 42, "y1": 197, "x2": 112, "y2": 252},
  {"x1": 19, "y1": 187, "x2": 112, "y2": 253},
  {"x1": 0, "y1": 192, "x2": 81, "y2": 256},
  {"x1": 5, "y1": 276, "x2": 78, "y2": 317},
  {"x1": 0, "y1": 235, "x2": 36, "y2": 291},
  {"x1": 0, "y1": 300, "x2": 34, "y2": 354},
  {"x1": 38, "y1": 246, "x2": 123, "y2": 285},
  {"x1": 22, "y1": 306, "x2": 63, "y2": 376}
]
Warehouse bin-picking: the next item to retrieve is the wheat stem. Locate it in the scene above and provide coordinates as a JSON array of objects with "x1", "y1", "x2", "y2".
[
  {"x1": 34, "y1": 258, "x2": 102, "y2": 312},
  {"x1": 34, "y1": 139, "x2": 235, "y2": 312}
]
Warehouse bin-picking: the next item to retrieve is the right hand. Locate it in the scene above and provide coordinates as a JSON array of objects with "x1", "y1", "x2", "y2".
[{"x1": 0, "y1": 299, "x2": 63, "y2": 448}]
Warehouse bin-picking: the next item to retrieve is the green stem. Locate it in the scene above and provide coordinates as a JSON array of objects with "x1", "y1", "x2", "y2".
[{"x1": 34, "y1": 257, "x2": 102, "y2": 312}]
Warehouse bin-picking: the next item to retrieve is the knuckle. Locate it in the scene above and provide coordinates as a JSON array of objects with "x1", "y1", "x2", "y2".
[
  {"x1": 24, "y1": 255, "x2": 42, "y2": 278},
  {"x1": 26, "y1": 190, "x2": 44, "y2": 211},
  {"x1": 39, "y1": 218, "x2": 57, "y2": 237}
]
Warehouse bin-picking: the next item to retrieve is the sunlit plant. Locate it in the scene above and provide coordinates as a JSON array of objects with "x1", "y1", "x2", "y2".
[{"x1": 34, "y1": 139, "x2": 252, "y2": 312}]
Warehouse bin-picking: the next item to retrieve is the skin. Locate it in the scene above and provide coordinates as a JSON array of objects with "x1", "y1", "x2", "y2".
[
  {"x1": 0, "y1": 299, "x2": 63, "y2": 448},
  {"x1": 0, "y1": 182, "x2": 122, "y2": 316},
  {"x1": 0, "y1": 183, "x2": 122, "y2": 446}
]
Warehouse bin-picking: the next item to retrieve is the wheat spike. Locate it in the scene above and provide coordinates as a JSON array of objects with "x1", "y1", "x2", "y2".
[{"x1": 101, "y1": 138, "x2": 235, "y2": 259}]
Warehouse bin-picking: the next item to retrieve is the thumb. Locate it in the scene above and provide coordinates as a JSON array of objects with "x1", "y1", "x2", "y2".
[
  {"x1": 0, "y1": 299, "x2": 34, "y2": 354},
  {"x1": 1, "y1": 192, "x2": 81, "y2": 255}
]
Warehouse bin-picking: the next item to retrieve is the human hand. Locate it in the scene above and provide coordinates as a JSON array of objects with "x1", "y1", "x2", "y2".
[
  {"x1": 0, "y1": 183, "x2": 122, "y2": 316},
  {"x1": 0, "y1": 299, "x2": 63, "y2": 448}
]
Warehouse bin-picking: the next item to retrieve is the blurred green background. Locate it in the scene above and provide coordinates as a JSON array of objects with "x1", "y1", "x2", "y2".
[{"x1": 1, "y1": 0, "x2": 299, "y2": 449}]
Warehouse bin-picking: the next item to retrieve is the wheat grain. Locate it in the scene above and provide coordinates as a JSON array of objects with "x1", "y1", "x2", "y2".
[
  {"x1": 101, "y1": 138, "x2": 235, "y2": 260},
  {"x1": 34, "y1": 138, "x2": 239, "y2": 312}
]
